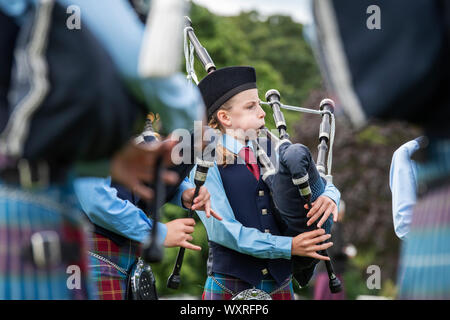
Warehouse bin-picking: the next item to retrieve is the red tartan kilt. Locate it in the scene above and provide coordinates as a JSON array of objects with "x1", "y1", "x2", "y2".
[{"x1": 88, "y1": 233, "x2": 140, "y2": 300}]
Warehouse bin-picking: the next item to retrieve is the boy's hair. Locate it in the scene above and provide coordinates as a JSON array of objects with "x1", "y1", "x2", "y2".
[{"x1": 208, "y1": 101, "x2": 236, "y2": 166}]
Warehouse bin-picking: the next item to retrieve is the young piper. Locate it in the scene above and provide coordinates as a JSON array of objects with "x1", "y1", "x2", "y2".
[{"x1": 192, "y1": 66, "x2": 340, "y2": 300}]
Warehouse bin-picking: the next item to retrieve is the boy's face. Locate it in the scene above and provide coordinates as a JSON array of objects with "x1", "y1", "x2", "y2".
[{"x1": 224, "y1": 88, "x2": 266, "y2": 131}]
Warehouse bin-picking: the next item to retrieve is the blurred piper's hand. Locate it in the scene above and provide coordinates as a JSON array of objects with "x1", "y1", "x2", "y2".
[{"x1": 110, "y1": 138, "x2": 178, "y2": 200}]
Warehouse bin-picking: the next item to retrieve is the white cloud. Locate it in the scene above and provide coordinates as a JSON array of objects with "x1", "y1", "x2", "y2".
[{"x1": 191, "y1": 0, "x2": 313, "y2": 24}]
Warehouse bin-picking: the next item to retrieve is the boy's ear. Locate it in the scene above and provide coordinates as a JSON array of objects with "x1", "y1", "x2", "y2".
[{"x1": 217, "y1": 110, "x2": 232, "y2": 128}]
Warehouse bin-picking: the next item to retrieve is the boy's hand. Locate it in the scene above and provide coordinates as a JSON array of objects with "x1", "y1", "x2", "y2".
[
  {"x1": 305, "y1": 195, "x2": 338, "y2": 228},
  {"x1": 182, "y1": 186, "x2": 222, "y2": 220},
  {"x1": 291, "y1": 228, "x2": 333, "y2": 260},
  {"x1": 164, "y1": 218, "x2": 201, "y2": 251}
]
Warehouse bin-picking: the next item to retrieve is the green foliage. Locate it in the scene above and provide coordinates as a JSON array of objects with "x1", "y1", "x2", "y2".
[
  {"x1": 342, "y1": 266, "x2": 372, "y2": 300},
  {"x1": 356, "y1": 125, "x2": 389, "y2": 145},
  {"x1": 186, "y1": 4, "x2": 319, "y2": 137},
  {"x1": 380, "y1": 279, "x2": 397, "y2": 299}
]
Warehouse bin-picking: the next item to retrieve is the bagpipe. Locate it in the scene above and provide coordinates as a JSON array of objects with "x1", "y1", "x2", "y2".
[
  {"x1": 165, "y1": 16, "x2": 342, "y2": 294},
  {"x1": 258, "y1": 92, "x2": 341, "y2": 292}
]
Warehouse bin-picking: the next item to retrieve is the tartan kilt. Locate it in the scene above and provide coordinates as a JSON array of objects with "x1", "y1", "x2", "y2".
[
  {"x1": 202, "y1": 273, "x2": 295, "y2": 300},
  {"x1": 398, "y1": 182, "x2": 450, "y2": 299},
  {"x1": 0, "y1": 181, "x2": 91, "y2": 300},
  {"x1": 87, "y1": 233, "x2": 141, "y2": 300}
]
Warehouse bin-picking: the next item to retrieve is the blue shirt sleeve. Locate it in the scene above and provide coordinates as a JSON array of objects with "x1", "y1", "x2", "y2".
[
  {"x1": 389, "y1": 140, "x2": 419, "y2": 240},
  {"x1": 73, "y1": 176, "x2": 167, "y2": 244},
  {"x1": 322, "y1": 181, "x2": 341, "y2": 210},
  {"x1": 189, "y1": 163, "x2": 292, "y2": 260}
]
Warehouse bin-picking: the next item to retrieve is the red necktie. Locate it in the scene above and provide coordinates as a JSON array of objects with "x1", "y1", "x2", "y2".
[{"x1": 238, "y1": 146, "x2": 260, "y2": 180}]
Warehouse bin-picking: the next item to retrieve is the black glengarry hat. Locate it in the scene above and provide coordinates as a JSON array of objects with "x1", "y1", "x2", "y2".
[{"x1": 198, "y1": 66, "x2": 257, "y2": 119}]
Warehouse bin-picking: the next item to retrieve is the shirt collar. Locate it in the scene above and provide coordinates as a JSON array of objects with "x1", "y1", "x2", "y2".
[{"x1": 222, "y1": 133, "x2": 254, "y2": 154}]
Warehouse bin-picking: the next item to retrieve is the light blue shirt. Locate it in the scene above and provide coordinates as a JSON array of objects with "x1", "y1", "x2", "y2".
[
  {"x1": 389, "y1": 139, "x2": 420, "y2": 240},
  {"x1": 73, "y1": 176, "x2": 194, "y2": 244},
  {"x1": 190, "y1": 134, "x2": 341, "y2": 260}
]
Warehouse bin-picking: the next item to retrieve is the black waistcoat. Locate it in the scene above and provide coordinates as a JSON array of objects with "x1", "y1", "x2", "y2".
[{"x1": 209, "y1": 161, "x2": 292, "y2": 287}]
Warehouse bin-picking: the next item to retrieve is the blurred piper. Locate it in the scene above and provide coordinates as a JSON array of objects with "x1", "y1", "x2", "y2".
[
  {"x1": 312, "y1": 0, "x2": 450, "y2": 299},
  {"x1": 0, "y1": 0, "x2": 204, "y2": 299}
]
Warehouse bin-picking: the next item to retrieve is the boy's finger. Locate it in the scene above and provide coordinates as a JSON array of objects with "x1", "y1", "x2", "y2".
[
  {"x1": 182, "y1": 218, "x2": 196, "y2": 226},
  {"x1": 333, "y1": 210, "x2": 339, "y2": 222},
  {"x1": 307, "y1": 211, "x2": 323, "y2": 226},
  {"x1": 183, "y1": 226, "x2": 195, "y2": 234},
  {"x1": 204, "y1": 201, "x2": 211, "y2": 218},
  {"x1": 306, "y1": 198, "x2": 324, "y2": 217},
  {"x1": 182, "y1": 241, "x2": 201, "y2": 251},
  {"x1": 305, "y1": 233, "x2": 331, "y2": 246},
  {"x1": 317, "y1": 242, "x2": 334, "y2": 251},
  {"x1": 303, "y1": 228, "x2": 326, "y2": 239},
  {"x1": 317, "y1": 205, "x2": 334, "y2": 228},
  {"x1": 309, "y1": 242, "x2": 334, "y2": 253},
  {"x1": 304, "y1": 200, "x2": 315, "y2": 209},
  {"x1": 209, "y1": 208, "x2": 223, "y2": 220},
  {"x1": 309, "y1": 252, "x2": 330, "y2": 261},
  {"x1": 192, "y1": 200, "x2": 203, "y2": 210}
]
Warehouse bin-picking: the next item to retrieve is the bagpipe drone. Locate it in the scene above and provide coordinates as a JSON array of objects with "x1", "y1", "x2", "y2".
[
  {"x1": 167, "y1": 16, "x2": 342, "y2": 294},
  {"x1": 258, "y1": 92, "x2": 341, "y2": 292}
]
